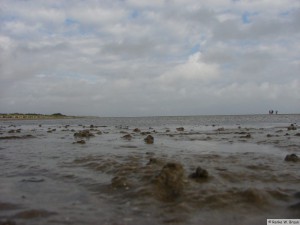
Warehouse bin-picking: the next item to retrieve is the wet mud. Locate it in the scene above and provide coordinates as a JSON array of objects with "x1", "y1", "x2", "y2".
[{"x1": 0, "y1": 115, "x2": 300, "y2": 224}]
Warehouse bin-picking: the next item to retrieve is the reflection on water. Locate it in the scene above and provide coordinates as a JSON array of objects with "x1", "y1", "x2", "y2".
[{"x1": 0, "y1": 114, "x2": 299, "y2": 224}]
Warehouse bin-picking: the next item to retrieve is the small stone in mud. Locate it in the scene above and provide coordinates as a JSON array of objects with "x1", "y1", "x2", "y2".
[
  {"x1": 122, "y1": 134, "x2": 132, "y2": 140},
  {"x1": 240, "y1": 134, "x2": 251, "y2": 138},
  {"x1": 144, "y1": 135, "x2": 154, "y2": 144},
  {"x1": 266, "y1": 134, "x2": 273, "y2": 137},
  {"x1": 284, "y1": 154, "x2": 299, "y2": 162},
  {"x1": 176, "y1": 127, "x2": 184, "y2": 131},
  {"x1": 0, "y1": 220, "x2": 17, "y2": 225},
  {"x1": 189, "y1": 167, "x2": 209, "y2": 179},
  {"x1": 216, "y1": 127, "x2": 225, "y2": 131},
  {"x1": 146, "y1": 151, "x2": 155, "y2": 156},
  {"x1": 148, "y1": 158, "x2": 158, "y2": 164},
  {"x1": 287, "y1": 124, "x2": 297, "y2": 130},
  {"x1": 147, "y1": 158, "x2": 164, "y2": 166},
  {"x1": 295, "y1": 133, "x2": 300, "y2": 136},
  {"x1": 74, "y1": 140, "x2": 86, "y2": 144}
]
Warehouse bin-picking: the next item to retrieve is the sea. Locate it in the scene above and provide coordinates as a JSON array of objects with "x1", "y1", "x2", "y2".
[{"x1": 0, "y1": 114, "x2": 299, "y2": 225}]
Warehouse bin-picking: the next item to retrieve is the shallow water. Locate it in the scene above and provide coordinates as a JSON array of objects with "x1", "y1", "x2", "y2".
[{"x1": 0, "y1": 114, "x2": 299, "y2": 225}]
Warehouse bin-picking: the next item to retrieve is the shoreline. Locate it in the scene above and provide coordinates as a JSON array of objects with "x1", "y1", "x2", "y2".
[
  {"x1": 0, "y1": 113, "x2": 88, "y2": 121},
  {"x1": 0, "y1": 116, "x2": 83, "y2": 121},
  {"x1": 1, "y1": 113, "x2": 300, "y2": 120}
]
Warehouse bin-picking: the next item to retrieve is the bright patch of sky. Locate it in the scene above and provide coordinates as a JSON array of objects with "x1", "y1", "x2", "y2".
[{"x1": 242, "y1": 11, "x2": 254, "y2": 23}]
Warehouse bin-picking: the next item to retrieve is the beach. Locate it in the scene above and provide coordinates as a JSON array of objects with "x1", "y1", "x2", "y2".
[{"x1": 0, "y1": 114, "x2": 299, "y2": 225}]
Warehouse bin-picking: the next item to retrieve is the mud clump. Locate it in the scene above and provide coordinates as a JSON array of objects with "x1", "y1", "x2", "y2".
[
  {"x1": 111, "y1": 176, "x2": 131, "y2": 190},
  {"x1": 0, "y1": 202, "x2": 20, "y2": 210},
  {"x1": 133, "y1": 128, "x2": 141, "y2": 133},
  {"x1": 73, "y1": 140, "x2": 86, "y2": 144},
  {"x1": 240, "y1": 134, "x2": 251, "y2": 138},
  {"x1": 0, "y1": 220, "x2": 17, "y2": 225},
  {"x1": 8, "y1": 129, "x2": 21, "y2": 133},
  {"x1": 122, "y1": 134, "x2": 132, "y2": 140},
  {"x1": 74, "y1": 130, "x2": 95, "y2": 138},
  {"x1": 240, "y1": 188, "x2": 269, "y2": 205},
  {"x1": 144, "y1": 135, "x2": 154, "y2": 144},
  {"x1": 13, "y1": 209, "x2": 56, "y2": 219},
  {"x1": 216, "y1": 127, "x2": 225, "y2": 132},
  {"x1": 284, "y1": 154, "x2": 299, "y2": 162},
  {"x1": 0, "y1": 135, "x2": 35, "y2": 140},
  {"x1": 176, "y1": 127, "x2": 184, "y2": 132},
  {"x1": 189, "y1": 167, "x2": 209, "y2": 179},
  {"x1": 153, "y1": 162, "x2": 185, "y2": 201},
  {"x1": 287, "y1": 124, "x2": 297, "y2": 130}
]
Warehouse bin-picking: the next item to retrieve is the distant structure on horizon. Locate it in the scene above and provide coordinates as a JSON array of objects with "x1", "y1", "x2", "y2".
[{"x1": 269, "y1": 110, "x2": 278, "y2": 115}]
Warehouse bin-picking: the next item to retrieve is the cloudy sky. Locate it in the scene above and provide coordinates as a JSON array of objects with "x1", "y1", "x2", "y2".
[{"x1": 0, "y1": 0, "x2": 299, "y2": 116}]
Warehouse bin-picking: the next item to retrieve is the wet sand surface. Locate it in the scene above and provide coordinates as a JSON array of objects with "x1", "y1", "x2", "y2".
[{"x1": 0, "y1": 115, "x2": 299, "y2": 225}]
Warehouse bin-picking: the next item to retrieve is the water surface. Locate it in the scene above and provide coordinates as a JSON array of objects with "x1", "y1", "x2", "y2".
[{"x1": 0, "y1": 114, "x2": 299, "y2": 224}]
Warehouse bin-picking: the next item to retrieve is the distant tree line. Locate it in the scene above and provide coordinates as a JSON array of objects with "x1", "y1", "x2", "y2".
[{"x1": 0, "y1": 113, "x2": 67, "y2": 118}]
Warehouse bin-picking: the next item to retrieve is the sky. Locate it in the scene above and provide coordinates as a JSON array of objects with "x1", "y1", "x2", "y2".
[{"x1": 0, "y1": 0, "x2": 300, "y2": 117}]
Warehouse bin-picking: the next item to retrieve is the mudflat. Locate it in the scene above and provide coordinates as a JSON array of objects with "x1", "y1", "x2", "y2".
[{"x1": 0, "y1": 114, "x2": 299, "y2": 225}]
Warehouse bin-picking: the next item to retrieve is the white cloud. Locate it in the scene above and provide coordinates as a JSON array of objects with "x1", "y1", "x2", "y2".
[
  {"x1": 68, "y1": 6, "x2": 126, "y2": 25},
  {"x1": 158, "y1": 53, "x2": 219, "y2": 85}
]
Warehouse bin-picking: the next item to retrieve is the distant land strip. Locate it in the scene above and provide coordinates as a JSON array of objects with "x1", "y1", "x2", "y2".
[{"x1": 0, "y1": 113, "x2": 79, "y2": 120}]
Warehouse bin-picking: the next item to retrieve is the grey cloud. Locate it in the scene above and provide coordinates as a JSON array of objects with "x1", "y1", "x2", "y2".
[
  {"x1": 1, "y1": 0, "x2": 300, "y2": 116},
  {"x1": 101, "y1": 38, "x2": 158, "y2": 58}
]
